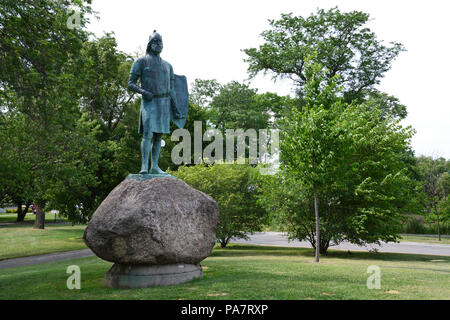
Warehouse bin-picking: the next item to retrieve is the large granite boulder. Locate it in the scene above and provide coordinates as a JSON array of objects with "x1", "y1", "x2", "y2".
[{"x1": 83, "y1": 176, "x2": 219, "y2": 266}]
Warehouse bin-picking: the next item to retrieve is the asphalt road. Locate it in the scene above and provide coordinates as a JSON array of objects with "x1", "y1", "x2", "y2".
[
  {"x1": 1, "y1": 232, "x2": 449, "y2": 270},
  {"x1": 232, "y1": 232, "x2": 450, "y2": 256}
]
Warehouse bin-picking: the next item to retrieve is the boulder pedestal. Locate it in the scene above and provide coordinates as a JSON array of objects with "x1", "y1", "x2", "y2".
[
  {"x1": 83, "y1": 174, "x2": 219, "y2": 288},
  {"x1": 104, "y1": 263, "x2": 203, "y2": 289}
]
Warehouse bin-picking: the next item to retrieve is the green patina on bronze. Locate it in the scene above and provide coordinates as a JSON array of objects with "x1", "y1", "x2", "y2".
[{"x1": 128, "y1": 30, "x2": 188, "y2": 176}]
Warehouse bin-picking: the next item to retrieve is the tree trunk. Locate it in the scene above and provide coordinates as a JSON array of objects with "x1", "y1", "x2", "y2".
[
  {"x1": 313, "y1": 183, "x2": 320, "y2": 263},
  {"x1": 33, "y1": 200, "x2": 46, "y2": 229},
  {"x1": 220, "y1": 237, "x2": 230, "y2": 248},
  {"x1": 434, "y1": 203, "x2": 441, "y2": 241},
  {"x1": 16, "y1": 201, "x2": 24, "y2": 222},
  {"x1": 16, "y1": 201, "x2": 31, "y2": 222},
  {"x1": 319, "y1": 239, "x2": 329, "y2": 255}
]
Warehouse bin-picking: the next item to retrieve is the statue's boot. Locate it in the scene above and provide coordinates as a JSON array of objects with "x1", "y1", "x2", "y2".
[
  {"x1": 150, "y1": 137, "x2": 167, "y2": 175},
  {"x1": 140, "y1": 138, "x2": 152, "y2": 174}
]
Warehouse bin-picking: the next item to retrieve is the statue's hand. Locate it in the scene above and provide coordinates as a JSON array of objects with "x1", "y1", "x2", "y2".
[
  {"x1": 175, "y1": 111, "x2": 183, "y2": 119},
  {"x1": 142, "y1": 90, "x2": 153, "y2": 101},
  {"x1": 173, "y1": 104, "x2": 183, "y2": 119}
]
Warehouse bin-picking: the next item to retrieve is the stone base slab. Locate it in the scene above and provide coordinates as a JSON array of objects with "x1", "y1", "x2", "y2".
[{"x1": 104, "y1": 263, "x2": 203, "y2": 288}]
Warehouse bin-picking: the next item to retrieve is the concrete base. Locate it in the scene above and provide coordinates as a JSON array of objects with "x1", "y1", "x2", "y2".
[{"x1": 104, "y1": 263, "x2": 203, "y2": 289}]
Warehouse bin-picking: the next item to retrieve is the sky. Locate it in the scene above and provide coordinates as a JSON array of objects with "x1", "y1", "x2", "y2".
[{"x1": 87, "y1": 0, "x2": 450, "y2": 159}]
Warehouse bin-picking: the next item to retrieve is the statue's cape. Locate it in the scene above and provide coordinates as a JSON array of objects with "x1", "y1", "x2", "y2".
[{"x1": 171, "y1": 75, "x2": 189, "y2": 129}]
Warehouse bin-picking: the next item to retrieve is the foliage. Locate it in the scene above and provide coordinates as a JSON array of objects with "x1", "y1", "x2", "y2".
[
  {"x1": 0, "y1": 0, "x2": 93, "y2": 228},
  {"x1": 189, "y1": 79, "x2": 222, "y2": 108},
  {"x1": 416, "y1": 156, "x2": 450, "y2": 238},
  {"x1": 360, "y1": 90, "x2": 408, "y2": 121},
  {"x1": 244, "y1": 7, "x2": 405, "y2": 102},
  {"x1": 170, "y1": 163, "x2": 267, "y2": 247},
  {"x1": 0, "y1": 110, "x2": 35, "y2": 221},
  {"x1": 208, "y1": 81, "x2": 270, "y2": 131},
  {"x1": 264, "y1": 59, "x2": 415, "y2": 254}
]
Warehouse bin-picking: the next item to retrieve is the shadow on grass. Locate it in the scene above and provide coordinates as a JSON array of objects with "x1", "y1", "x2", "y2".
[{"x1": 213, "y1": 244, "x2": 450, "y2": 264}]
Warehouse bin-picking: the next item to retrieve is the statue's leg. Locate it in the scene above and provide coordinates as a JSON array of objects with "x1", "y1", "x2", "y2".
[
  {"x1": 150, "y1": 133, "x2": 166, "y2": 174},
  {"x1": 140, "y1": 131, "x2": 153, "y2": 174}
]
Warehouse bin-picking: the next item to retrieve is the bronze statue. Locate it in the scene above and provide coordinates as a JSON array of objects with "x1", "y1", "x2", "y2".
[{"x1": 128, "y1": 30, "x2": 188, "y2": 175}]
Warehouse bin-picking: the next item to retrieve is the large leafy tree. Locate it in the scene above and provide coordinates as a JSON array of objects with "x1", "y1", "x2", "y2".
[
  {"x1": 267, "y1": 60, "x2": 415, "y2": 259},
  {"x1": 170, "y1": 163, "x2": 267, "y2": 248},
  {"x1": 244, "y1": 7, "x2": 405, "y2": 103},
  {"x1": 0, "y1": 0, "x2": 93, "y2": 228},
  {"x1": 72, "y1": 34, "x2": 142, "y2": 222}
]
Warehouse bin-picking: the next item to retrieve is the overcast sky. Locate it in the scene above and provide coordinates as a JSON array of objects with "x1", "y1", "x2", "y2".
[{"x1": 88, "y1": 0, "x2": 450, "y2": 159}]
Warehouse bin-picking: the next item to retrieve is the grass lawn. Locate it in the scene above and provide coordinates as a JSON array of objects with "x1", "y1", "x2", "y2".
[
  {"x1": 0, "y1": 212, "x2": 67, "y2": 224},
  {"x1": 0, "y1": 224, "x2": 87, "y2": 260},
  {"x1": 0, "y1": 245, "x2": 448, "y2": 300},
  {"x1": 400, "y1": 234, "x2": 450, "y2": 244}
]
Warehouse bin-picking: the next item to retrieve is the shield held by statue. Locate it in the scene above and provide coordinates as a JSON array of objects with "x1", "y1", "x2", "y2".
[{"x1": 171, "y1": 74, "x2": 189, "y2": 129}]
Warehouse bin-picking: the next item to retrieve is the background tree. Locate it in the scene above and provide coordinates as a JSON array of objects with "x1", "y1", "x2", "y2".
[
  {"x1": 0, "y1": 110, "x2": 35, "y2": 222},
  {"x1": 244, "y1": 7, "x2": 405, "y2": 104},
  {"x1": 416, "y1": 156, "x2": 450, "y2": 240},
  {"x1": 0, "y1": 0, "x2": 93, "y2": 228},
  {"x1": 208, "y1": 81, "x2": 270, "y2": 131},
  {"x1": 170, "y1": 163, "x2": 267, "y2": 248},
  {"x1": 360, "y1": 90, "x2": 408, "y2": 121},
  {"x1": 72, "y1": 34, "x2": 142, "y2": 222},
  {"x1": 189, "y1": 79, "x2": 222, "y2": 108}
]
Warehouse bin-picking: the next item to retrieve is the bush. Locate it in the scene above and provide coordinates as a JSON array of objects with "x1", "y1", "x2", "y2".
[
  {"x1": 403, "y1": 217, "x2": 450, "y2": 235},
  {"x1": 403, "y1": 218, "x2": 426, "y2": 234},
  {"x1": 170, "y1": 163, "x2": 268, "y2": 248}
]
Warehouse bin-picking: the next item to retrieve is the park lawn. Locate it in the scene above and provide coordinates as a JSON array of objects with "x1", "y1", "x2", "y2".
[
  {"x1": 0, "y1": 245, "x2": 448, "y2": 300},
  {"x1": 0, "y1": 224, "x2": 87, "y2": 260},
  {"x1": 400, "y1": 234, "x2": 450, "y2": 245},
  {"x1": 0, "y1": 212, "x2": 67, "y2": 224}
]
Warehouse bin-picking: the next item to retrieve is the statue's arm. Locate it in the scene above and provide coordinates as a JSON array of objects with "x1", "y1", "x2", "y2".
[{"x1": 128, "y1": 61, "x2": 153, "y2": 100}]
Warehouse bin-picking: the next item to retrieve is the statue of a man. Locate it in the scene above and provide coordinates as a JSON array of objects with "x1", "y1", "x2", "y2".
[{"x1": 128, "y1": 31, "x2": 188, "y2": 175}]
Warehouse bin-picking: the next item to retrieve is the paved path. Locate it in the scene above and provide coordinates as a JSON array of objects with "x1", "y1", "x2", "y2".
[
  {"x1": 0, "y1": 249, "x2": 93, "y2": 270},
  {"x1": 1, "y1": 233, "x2": 449, "y2": 270},
  {"x1": 232, "y1": 232, "x2": 450, "y2": 256}
]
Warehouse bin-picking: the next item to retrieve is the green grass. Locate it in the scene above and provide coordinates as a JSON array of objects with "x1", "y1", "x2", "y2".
[
  {"x1": 400, "y1": 234, "x2": 450, "y2": 244},
  {"x1": 0, "y1": 245, "x2": 448, "y2": 300},
  {"x1": 0, "y1": 224, "x2": 87, "y2": 260},
  {"x1": 0, "y1": 212, "x2": 67, "y2": 223}
]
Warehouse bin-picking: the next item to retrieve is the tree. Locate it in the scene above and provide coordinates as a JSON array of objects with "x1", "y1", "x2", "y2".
[
  {"x1": 0, "y1": 0, "x2": 93, "y2": 228},
  {"x1": 360, "y1": 90, "x2": 407, "y2": 121},
  {"x1": 416, "y1": 156, "x2": 450, "y2": 240},
  {"x1": 69, "y1": 34, "x2": 142, "y2": 222},
  {"x1": 0, "y1": 110, "x2": 35, "y2": 222},
  {"x1": 270, "y1": 59, "x2": 415, "y2": 259},
  {"x1": 244, "y1": 7, "x2": 405, "y2": 103},
  {"x1": 170, "y1": 163, "x2": 267, "y2": 248},
  {"x1": 189, "y1": 79, "x2": 222, "y2": 108},
  {"x1": 209, "y1": 81, "x2": 270, "y2": 131}
]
